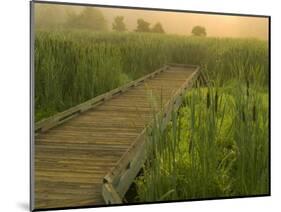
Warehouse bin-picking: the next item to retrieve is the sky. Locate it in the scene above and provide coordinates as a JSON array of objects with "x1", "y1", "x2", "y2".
[{"x1": 35, "y1": 3, "x2": 269, "y2": 40}]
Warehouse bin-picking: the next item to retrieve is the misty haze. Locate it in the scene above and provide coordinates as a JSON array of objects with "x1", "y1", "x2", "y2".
[{"x1": 35, "y1": 3, "x2": 268, "y2": 40}]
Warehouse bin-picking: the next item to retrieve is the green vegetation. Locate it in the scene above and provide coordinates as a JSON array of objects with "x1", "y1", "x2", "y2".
[
  {"x1": 35, "y1": 30, "x2": 268, "y2": 122},
  {"x1": 134, "y1": 33, "x2": 269, "y2": 201},
  {"x1": 136, "y1": 83, "x2": 268, "y2": 201},
  {"x1": 34, "y1": 1, "x2": 269, "y2": 205},
  {"x1": 35, "y1": 27, "x2": 268, "y2": 201}
]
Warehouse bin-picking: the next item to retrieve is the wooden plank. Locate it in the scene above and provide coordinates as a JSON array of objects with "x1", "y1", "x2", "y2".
[
  {"x1": 102, "y1": 65, "x2": 200, "y2": 203},
  {"x1": 102, "y1": 183, "x2": 122, "y2": 204},
  {"x1": 105, "y1": 67, "x2": 199, "y2": 179},
  {"x1": 35, "y1": 66, "x2": 168, "y2": 134},
  {"x1": 34, "y1": 64, "x2": 201, "y2": 209}
]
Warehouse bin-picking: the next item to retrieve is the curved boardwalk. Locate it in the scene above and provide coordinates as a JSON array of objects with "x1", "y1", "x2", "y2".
[{"x1": 33, "y1": 64, "x2": 201, "y2": 210}]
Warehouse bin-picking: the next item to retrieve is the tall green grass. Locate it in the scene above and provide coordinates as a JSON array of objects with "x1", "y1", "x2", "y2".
[
  {"x1": 136, "y1": 78, "x2": 269, "y2": 201},
  {"x1": 35, "y1": 29, "x2": 269, "y2": 200},
  {"x1": 35, "y1": 30, "x2": 268, "y2": 121}
]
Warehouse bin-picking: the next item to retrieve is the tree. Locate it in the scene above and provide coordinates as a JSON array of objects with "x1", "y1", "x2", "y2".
[
  {"x1": 112, "y1": 16, "x2": 126, "y2": 32},
  {"x1": 65, "y1": 7, "x2": 107, "y2": 31},
  {"x1": 151, "y1": 22, "x2": 165, "y2": 33},
  {"x1": 191, "y1": 26, "x2": 207, "y2": 37},
  {"x1": 135, "y1": 19, "x2": 151, "y2": 32}
]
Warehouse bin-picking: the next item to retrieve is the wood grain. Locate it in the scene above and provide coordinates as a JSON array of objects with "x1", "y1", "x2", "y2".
[{"x1": 34, "y1": 64, "x2": 200, "y2": 209}]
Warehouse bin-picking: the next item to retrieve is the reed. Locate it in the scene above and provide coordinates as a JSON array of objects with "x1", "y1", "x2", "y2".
[
  {"x1": 35, "y1": 30, "x2": 268, "y2": 121},
  {"x1": 35, "y1": 29, "x2": 269, "y2": 200},
  {"x1": 136, "y1": 75, "x2": 268, "y2": 201}
]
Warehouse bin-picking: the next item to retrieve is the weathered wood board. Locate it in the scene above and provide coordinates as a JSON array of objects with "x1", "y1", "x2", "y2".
[{"x1": 33, "y1": 64, "x2": 200, "y2": 210}]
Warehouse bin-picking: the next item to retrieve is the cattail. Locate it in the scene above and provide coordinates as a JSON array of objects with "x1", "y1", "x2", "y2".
[
  {"x1": 206, "y1": 91, "x2": 210, "y2": 109},
  {"x1": 215, "y1": 90, "x2": 219, "y2": 113},
  {"x1": 242, "y1": 109, "x2": 246, "y2": 123},
  {"x1": 253, "y1": 104, "x2": 256, "y2": 122},
  {"x1": 246, "y1": 79, "x2": 250, "y2": 97},
  {"x1": 189, "y1": 138, "x2": 193, "y2": 154}
]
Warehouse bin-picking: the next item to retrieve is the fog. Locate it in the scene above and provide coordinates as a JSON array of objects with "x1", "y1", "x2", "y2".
[{"x1": 34, "y1": 3, "x2": 268, "y2": 40}]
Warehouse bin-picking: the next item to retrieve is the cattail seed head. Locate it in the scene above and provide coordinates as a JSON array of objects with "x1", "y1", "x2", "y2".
[
  {"x1": 189, "y1": 139, "x2": 193, "y2": 154},
  {"x1": 253, "y1": 104, "x2": 256, "y2": 122},
  {"x1": 242, "y1": 109, "x2": 246, "y2": 123},
  {"x1": 246, "y1": 79, "x2": 250, "y2": 97},
  {"x1": 206, "y1": 91, "x2": 210, "y2": 109}
]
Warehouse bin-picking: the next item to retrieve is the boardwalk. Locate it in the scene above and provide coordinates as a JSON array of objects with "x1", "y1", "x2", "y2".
[{"x1": 33, "y1": 64, "x2": 201, "y2": 210}]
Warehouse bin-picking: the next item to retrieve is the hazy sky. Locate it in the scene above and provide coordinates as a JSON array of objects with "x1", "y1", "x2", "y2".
[
  {"x1": 101, "y1": 7, "x2": 268, "y2": 40},
  {"x1": 35, "y1": 3, "x2": 269, "y2": 40}
]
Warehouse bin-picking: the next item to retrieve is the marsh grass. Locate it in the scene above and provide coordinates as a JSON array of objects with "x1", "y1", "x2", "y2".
[
  {"x1": 35, "y1": 29, "x2": 269, "y2": 200},
  {"x1": 136, "y1": 76, "x2": 269, "y2": 201},
  {"x1": 35, "y1": 30, "x2": 268, "y2": 121}
]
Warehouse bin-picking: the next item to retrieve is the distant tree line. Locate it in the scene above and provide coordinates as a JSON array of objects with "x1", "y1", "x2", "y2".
[
  {"x1": 35, "y1": 5, "x2": 206, "y2": 36},
  {"x1": 36, "y1": 6, "x2": 166, "y2": 34},
  {"x1": 112, "y1": 17, "x2": 207, "y2": 36},
  {"x1": 112, "y1": 17, "x2": 165, "y2": 34},
  {"x1": 134, "y1": 19, "x2": 165, "y2": 33}
]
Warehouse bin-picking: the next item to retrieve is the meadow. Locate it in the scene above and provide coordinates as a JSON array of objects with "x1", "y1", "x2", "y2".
[
  {"x1": 35, "y1": 30, "x2": 269, "y2": 201},
  {"x1": 35, "y1": 30, "x2": 268, "y2": 121},
  {"x1": 136, "y1": 82, "x2": 269, "y2": 201}
]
